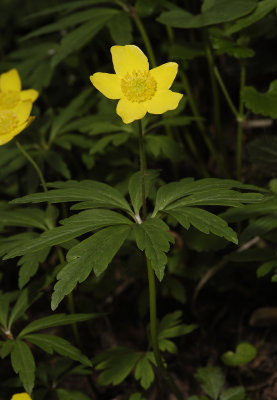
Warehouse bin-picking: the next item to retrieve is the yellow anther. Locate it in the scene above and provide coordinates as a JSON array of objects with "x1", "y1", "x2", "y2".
[
  {"x1": 0, "y1": 91, "x2": 20, "y2": 109},
  {"x1": 121, "y1": 70, "x2": 157, "y2": 103},
  {"x1": 0, "y1": 110, "x2": 18, "y2": 134}
]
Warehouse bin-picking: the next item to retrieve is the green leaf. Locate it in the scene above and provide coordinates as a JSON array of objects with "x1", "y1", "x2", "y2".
[
  {"x1": 50, "y1": 89, "x2": 92, "y2": 141},
  {"x1": 0, "y1": 208, "x2": 47, "y2": 230},
  {"x1": 23, "y1": 8, "x2": 111, "y2": 40},
  {"x1": 128, "y1": 169, "x2": 160, "y2": 216},
  {"x1": 242, "y1": 80, "x2": 277, "y2": 118},
  {"x1": 157, "y1": 0, "x2": 257, "y2": 28},
  {"x1": 56, "y1": 389, "x2": 91, "y2": 400},
  {"x1": 247, "y1": 135, "x2": 277, "y2": 171},
  {"x1": 44, "y1": 150, "x2": 71, "y2": 179},
  {"x1": 240, "y1": 215, "x2": 277, "y2": 243},
  {"x1": 165, "y1": 207, "x2": 237, "y2": 244},
  {"x1": 51, "y1": 9, "x2": 118, "y2": 66},
  {"x1": 195, "y1": 366, "x2": 225, "y2": 400},
  {"x1": 8, "y1": 270, "x2": 59, "y2": 329},
  {"x1": 221, "y1": 342, "x2": 257, "y2": 366},
  {"x1": 220, "y1": 386, "x2": 246, "y2": 400},
  {"x1": 19, "y1": 313, "x2": 99, "y2": 337},
  {"x1": 158, "y1": 311, "x2": 198, "y2": 340},
  {"x1": 25, "y1": 333, "x2": 92, "y2": 366},
  {"x1": 129, "y1": 393, "x2": 147, "y2": 400},
  {"x1": 0, "y1": 292, "x2": 18, "y2": 328},
  {"x1": 1, "y1": 340, "x2": 15, "y2": 359},
  {"x1": 17, "y1": 248, "x2": 50, "y2": 289},
  {"x1": 108, "y1": 11, "x2": 133, "y2": 45},
  {"x1": 11, "y1": 180, "x2": 132, "y2": 213},
  {"x1": 257, "y1": 260, "x2": 277, "y2": 278},
  {"x1": 134, "y1": 352, "x2": 155, "y2": 390},
  {"x1": 5, "y1": 209, "x2": 132, "y2": 259},
  {"x1": 221, "y1": 196, "x2": 276, "y2": 223},
  {"x1": 146, "y1": 134, "x2": 184, "y2": 162},
  {"x1": 11, "y1": 340, "x2": 35, "y2": 394},
  {"x1": 152, "y1": 178, "x2": 263, "y2": 217},
  {"x1": 94, "y1": 346, "x2": 141, "y2": 386},
  {"x1": 166, "y1": 190, "x2": 263, "y2": 210},
  {"x1": 133, "y1": 218, "x2": 174, "y2": 280},
  {"x1": 226, "y1": 0, "x2": 277, "y2": 34},
  {"x1": 26, "y1": 0, "x2": 107, "y2": 19},
  {"x1": 51, "y1": 225, "x2": 131, "y2": 310},
  {"x1": 157, "y1": 311, "x2": 197, "y2": 353}
]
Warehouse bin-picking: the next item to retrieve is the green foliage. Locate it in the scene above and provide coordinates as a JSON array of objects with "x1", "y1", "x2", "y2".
[
  {"x1": 1, "y1": 0, "x2": 276, "y2": 397},
  {"x1": 157, "y1": 0, "x2": 258, "y2": 28},
  {"x1": 11, "y1": 339, "x2": 35, "y2": 394},
  {"x1": 242, "y1": 80, "x2": 277, "y2": 118},
  {"x1": 134, "y1": 218, "x2": 174, "y2": 280},
  {"x1": 94, "y1": 347, "x2": 141, "y2": 386},
  {"x1": 195, "y1": 366, "x2": 225, "y2": 400},
  {"x1": 158, "y1": 311, "x2": 198, "y2": 353},
  {"x1": 221, "y1": 343, "x2": 257, "y2": 366},
  {"x1": 51, "y1": 224, "x2": 131, "y2": 310}
]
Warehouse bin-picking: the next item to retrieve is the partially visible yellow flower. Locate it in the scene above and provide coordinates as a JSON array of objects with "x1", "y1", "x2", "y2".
[
  {"x1": 11, "y1": 393, "x2": 32, "y2": 400},
  {"x1": 0, "y1": 69, "x2": 38, "y2": 110},
  {"x1": 0, "y1": 100, "x2": 34, "y2": 145},
  {"x1": 0, "y1": 69, "x2": 38, "y2": 145},
  {"x1": 90, "y1": 45, "x2": 183, "y2": 124}
]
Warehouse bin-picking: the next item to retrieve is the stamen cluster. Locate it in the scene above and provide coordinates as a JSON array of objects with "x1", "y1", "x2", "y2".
[{"x1": 121, "y1": 70, "x2": 157, "y2": 103}]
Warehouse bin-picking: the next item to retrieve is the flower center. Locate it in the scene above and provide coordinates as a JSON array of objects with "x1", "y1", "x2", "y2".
[
  {"x1": 121, "y1": 70, "x2": 157, "y2": 103},
  {"x1": 0, "y1": 91, "x2": 20, "y2": 109},
  {"x1": 0, "y1": 110, "x2": 18, "y2": 135}
]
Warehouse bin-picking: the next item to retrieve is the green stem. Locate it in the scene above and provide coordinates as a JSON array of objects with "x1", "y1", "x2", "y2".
[
  {"x1": 204, "y1": 36, "x2": 222, "y2": 141},
  {"x1": 56, "y1": 247, "x2": 81, "y2": 346},
  {"x1": 213, "y1": 67, "x2": 240, "y2": 119},
  {"x1": 147, "y1": 259, "x2": 183, "y2": 400},
  {"x1": 15, "y1": 140, "x2": 48, "y2": 193},
  {"x1": 236, "y1": 61, "x2": 246, "y2": 180},
  {"x1": 132, "y1": 12, "x2": 157, "y2": 68},
  {"x1": 138, "y1": 120, "x2": 147, "y2": 221},
  {"x1": 137, "y1": 120, "x2": 183, "y2": 400}
]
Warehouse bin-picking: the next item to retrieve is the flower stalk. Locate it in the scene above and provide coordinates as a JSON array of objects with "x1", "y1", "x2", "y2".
[{"x1": 137, "y1": 120, "x2": 183, "y2": 400}]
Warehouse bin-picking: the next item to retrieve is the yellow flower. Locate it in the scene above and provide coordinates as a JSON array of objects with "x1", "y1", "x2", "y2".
[
  {"x1": 90, "y1": 45, "x2": 183, "y2": 124},
  {"x1": 0, "y1": 69, "x2": 38, "y2": 110},
  {"x1": 0, "y1": 69, "x2": 38, "y2": 145},
  {"x1": 0, "y1": 100, "x2": 34, "y2": 145},
  {"x1": 11, "y1": 393, "x2": 32, "y2": 400}
]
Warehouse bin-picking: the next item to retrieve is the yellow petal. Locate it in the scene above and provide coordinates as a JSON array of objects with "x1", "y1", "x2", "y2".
[
  {"x1": 14, "y1": 100, "x2": 32, "y2": 124},
  {"x1": 150, "y1": 62, "x2": 178, "y2": 90},
  {"x1": 0, "y1": 117, "x2": 34, "y2": 146},
  {"x1": 90, "y1": 73, "x2": 121, "y2": 99},
  {"x1": 20, "y1": 89, "x2": 39, "y2": 102},
  {"x1": 116, "y1": 98, "x2": 147, "y2": 124},
  {"x1": 11, "y1": 393, "x2": 32, "y2": 400},
  {"x1": 146, "y1": 90, "x2": 183, "y2": 114},
  {"x1": 0, "y1": 69, "x2": 21, "y2": 92},
  {"x1": 111, "y1": 45, "x2": 149, "y2": 77}
]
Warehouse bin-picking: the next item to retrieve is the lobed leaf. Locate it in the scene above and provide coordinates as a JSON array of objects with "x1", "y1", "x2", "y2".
[
  {"x1": 11, "y1": 340, "x2": 35, "y2": 394},
  {"x1": 133, "y1": 218, "x2": 174, "y2": 281},
  {"x1": 25, "y1": 333, "x2": 92, "y2": 366},
  {"x1": 11, "y1": 180, "x2": 132, "y2": 212},
  {"x1": 128, "y1": 169, "x2": 160, "y2": 216},
  {"x1": 195, "y1": 366, "x2": 225, "y2": 400},
  {"x1": 226, "y1": 0, "x2": 277, "y2": 34},
  {"x1": 157, "y1": 0, "x2": 257, "y2": 28},
  {"x1": 5, "y1": 209, "x2": 132, "y2": 259},
  {"x1": 166, "y1": 207, "x2": 237, "y2": 244},
  {"x1": 51, "y1": 225, "x2": 131, "y2": 310},
  {"x1": 19, "y1": 313, "x2": 100, "y2": 337},
  {"x1": 242, "y1": 80, "x2": 277, "y2": 118},
  {"x1": 94, "y1": 347, "x2": 141, "y2": 386}
]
